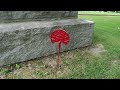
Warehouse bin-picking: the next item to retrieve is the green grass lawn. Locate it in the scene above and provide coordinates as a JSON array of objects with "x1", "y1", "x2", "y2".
[
  {"x1": 79, "y1": 11, "x2": 120, "y2": 15},
  {"x1": 0, "y1": 14, "x2": 120, "y2": 79},
  {"x1": 78, "y1": 15, "x2": 120, "y2": 79}
]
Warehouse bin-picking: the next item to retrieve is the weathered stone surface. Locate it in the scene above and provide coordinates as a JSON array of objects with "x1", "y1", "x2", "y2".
[
  {"x1": 0, "y1": 11, "x2": 78, "y2": 23},
  {"x1": 0, "y1": 19, "x2": 94, "y2": 66}
]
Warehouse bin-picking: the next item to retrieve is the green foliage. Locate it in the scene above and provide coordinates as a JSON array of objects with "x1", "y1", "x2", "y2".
[
  {"x1": 15, "y1": 64, "x2": 21, "y2": 69},
  {"x1": 35, "y1": 71, "x2": 49, "y2": 77}
]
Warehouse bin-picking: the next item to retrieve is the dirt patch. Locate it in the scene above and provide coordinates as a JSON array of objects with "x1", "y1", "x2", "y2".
[
  {"x1": 0, "y1": 75, "x2": 6, "y2": 79},
  {"x1": 61, "y1": 51, "x2": 76, "y2": 60},
  {"x1": 87, "y1": 44, "x2": 106, "y2": 56},
  {"x1": 41, "y1": 55, "x2": 58, "y2": 69},
  {"x1": 44, "y1": 60, "x2": 57, "y2": 69},
  {"x1": 111, "y1": 60, "x2": 119, "y2": 66},
  {"x1": 79, "y1": 44, "x2": 106, "y2": 57}
]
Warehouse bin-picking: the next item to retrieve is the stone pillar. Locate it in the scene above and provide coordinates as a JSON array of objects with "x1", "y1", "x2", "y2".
[{"x1": 0, "y1": 11, "x2": 94, "y2": 66}]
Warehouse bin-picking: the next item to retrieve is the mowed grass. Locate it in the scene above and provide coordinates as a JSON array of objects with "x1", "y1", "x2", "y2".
[
  {"x1": 0, "y1": 14, "x2": 120, "y2": 79},
  {"x1": 79, "y1": 15, "x2": 120, "y2": 78},
  {"x1": 79, "y1": 11, "x2": 120, "y2": 15}
]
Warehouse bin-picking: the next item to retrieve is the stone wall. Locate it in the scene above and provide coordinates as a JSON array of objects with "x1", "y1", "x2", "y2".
[
  {"x1": 0, "y1": 11, "x2": 78, "y2": 23},
  {"x1": 0, "y1": 11, "x2": 94, "y2": 66}
]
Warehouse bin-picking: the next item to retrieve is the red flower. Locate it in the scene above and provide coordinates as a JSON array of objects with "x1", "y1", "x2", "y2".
[{"x1": 50, "y1": 28, "x2": 70, "y2": 66}]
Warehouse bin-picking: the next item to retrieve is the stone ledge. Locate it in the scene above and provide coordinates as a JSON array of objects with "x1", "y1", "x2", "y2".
[
  {"x1": 0, "y1": 11, "x2": 78, "y2": 23},
  {"x1": 0, "y1": 19, "x2": 94, "y2": 66}
]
